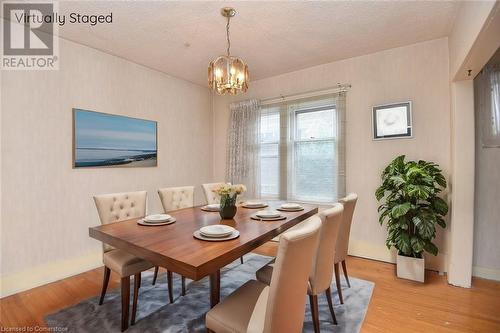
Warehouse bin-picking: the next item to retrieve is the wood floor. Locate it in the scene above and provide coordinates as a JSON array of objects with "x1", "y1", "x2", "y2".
[{"x1": 1, "y1": 243, "x2": 499, "y2": 332}]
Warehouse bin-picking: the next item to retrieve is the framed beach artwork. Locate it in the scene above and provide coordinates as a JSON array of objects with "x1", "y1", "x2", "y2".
[
  {"x1": 372, "y1": 101, "x2": 412, "y2": 140},
  {"x1": 73, "y1": 109, "x2": 157, "y2": 168}
]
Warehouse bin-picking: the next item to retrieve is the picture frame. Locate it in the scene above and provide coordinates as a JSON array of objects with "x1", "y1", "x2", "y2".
[
  {"x1": 72, "y1": 108, "x2": 158, "y2": 168},
  {"x1": 372, "y1": 101, "x2": 412, "y2": 140}
]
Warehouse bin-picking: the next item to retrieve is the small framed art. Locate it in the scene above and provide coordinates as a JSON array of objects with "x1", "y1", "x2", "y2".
[{"x1": 372, "y1": 101, "x2": 412, "y2": 140}]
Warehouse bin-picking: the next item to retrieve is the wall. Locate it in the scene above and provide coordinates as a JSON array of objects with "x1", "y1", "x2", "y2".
[
  {"x1": 0, "y1": 37, "x2": 212, "y2": 297},
  {"x1": 213, "y1": 38, "x2": 451, "y2": 271},
  {"x1": 446, "y1": 0, "x2": 499, "y2": 287}
]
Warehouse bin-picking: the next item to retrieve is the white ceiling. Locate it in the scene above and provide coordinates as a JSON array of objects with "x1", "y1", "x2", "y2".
[{"x1": 56, "y1": 1, "x2": 461, "y2": 86}]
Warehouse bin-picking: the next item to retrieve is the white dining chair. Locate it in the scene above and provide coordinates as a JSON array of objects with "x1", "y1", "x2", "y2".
[
  {"x1": 206, "y1": 215, "x2": 322, "y2": 333},
  {"x1": 157, "y1": 186, "x2": 195, "y2": 298},
  {"x1": 202, "y1": 182, "x2": 226, "y2": 205},
  {"x1": 94, "y1": 191, "x2": 154, "y2": 331}
]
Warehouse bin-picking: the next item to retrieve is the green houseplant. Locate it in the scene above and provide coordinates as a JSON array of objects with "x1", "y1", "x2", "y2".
[{"x1": 375, "y1": 155, "x2": 448, "y2": 282}]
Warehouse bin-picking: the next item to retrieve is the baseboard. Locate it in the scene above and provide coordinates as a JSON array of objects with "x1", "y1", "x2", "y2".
[
  {"x1": 472, "y1": 266, "x2": 500, "y2": 281},
  {"x1": 0, "y1": 251, "x2": 102, "y2": 298},
  {"x1": 348, "y1": 239, "x2": 448, "y2": 273}
]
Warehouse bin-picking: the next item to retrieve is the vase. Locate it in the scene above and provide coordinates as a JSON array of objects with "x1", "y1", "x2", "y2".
[
  {"x1": 219, "y1": 195, "x2": 237, "y2": 219},
  {"x1": 396, "y1": 253, "x2": 425, "y2": 283}
]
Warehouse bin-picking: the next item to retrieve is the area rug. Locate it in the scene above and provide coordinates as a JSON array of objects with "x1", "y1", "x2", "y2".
[{"x1": 46, "y1": 254, "x2": 374, "y2": 332}]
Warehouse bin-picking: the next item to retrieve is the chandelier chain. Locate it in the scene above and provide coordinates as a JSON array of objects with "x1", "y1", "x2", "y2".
[{"x1": 226, "y1": 16, "x2": 231, "y2": 56}]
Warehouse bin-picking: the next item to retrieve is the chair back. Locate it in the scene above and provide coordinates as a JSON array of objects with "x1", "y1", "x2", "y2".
[
  {"x1": 202, "y1": 182, "x2": 226, "y2": 204},
  {"x1": 158, "y1": 186, "x2": 194, "y2": 212},
  {"x1": 93, "y1": 191, "x2": 147, "y2": 252},
  {"x1": 309, "y1": 204, "x2": 344, "y2": 294},
  {"x1": 263, "y1": 216, "x2": 321, "y2": 333},
  {"x1": 335, "y1": 193, "x2": 358, "y2": 263}
]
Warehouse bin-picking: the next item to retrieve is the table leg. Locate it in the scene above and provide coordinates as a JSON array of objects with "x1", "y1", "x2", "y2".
[{"x1": 209, "y1": 270, "x2": 220, "y2": 308}]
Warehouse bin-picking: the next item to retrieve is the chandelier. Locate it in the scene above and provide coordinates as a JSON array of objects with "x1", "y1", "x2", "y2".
[{"x1": 208, "y1": 7, "x2": 249, "y2": 95}]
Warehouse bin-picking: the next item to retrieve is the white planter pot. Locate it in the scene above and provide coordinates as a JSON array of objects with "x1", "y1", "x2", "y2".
[{"x1": 396, "y1": 254, "x2": 425, "y2": 283}]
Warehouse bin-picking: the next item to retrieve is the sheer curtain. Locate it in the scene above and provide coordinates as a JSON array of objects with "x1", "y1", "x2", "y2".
[
  {"x1": 476, "y1": 64, "x2": 500, "y2": 147},
  {"x1": 226, "y1": 99, "x2": 261, "y2": 199}
]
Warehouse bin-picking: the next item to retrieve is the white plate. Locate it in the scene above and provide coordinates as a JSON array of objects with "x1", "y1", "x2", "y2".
[
  {"x1": 207, "y1": 204, "x2": 220, "y2": 209},
  {"x1": 281, "y1": 203, "x2": 302, "y2": 209},
  {"x1": 199, "y1": 225, "x2": 235, "y2": 237},
  {"x1": 244, "y1": 201, "x2": 266, "y2": 207},
  {"x1": 138, "y1": 218, "x2": 176, "y2": 226},
  {"x1": 256, "y1": 210, "x2": 281, "y2": 218},
  {"x1": 144, "y1": 214, "x2": 172, "y2": 223},
  {"x1": 193, "y1": 230, "x2": 240, "y2": 242}
]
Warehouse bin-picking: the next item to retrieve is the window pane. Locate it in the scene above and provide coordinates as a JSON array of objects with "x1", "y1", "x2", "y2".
[
  {"x1": 293, "y1": 140, "x2": 336, "y2": 202},
  {"x1": 260, "y1": 143, "x2": 279, "y2": 197},
  {"x1": 296, "y1": 109, "x2": 336, "y2": 140},
  {"x1": 261, "y1": 112, "x2": 280, "y2": 143}
]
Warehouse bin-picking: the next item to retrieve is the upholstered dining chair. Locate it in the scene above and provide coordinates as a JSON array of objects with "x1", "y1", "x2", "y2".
[
  {"x1": 256, "y1": 204, "x2": 344, "y2": 332},
  {"x1": 206, "y1": 215, "x2": 322, "y2": 333},
  {"x1": 202, "y1": 182, "x2": 226, "y2": 205},
  {"x1": 94, "y1": 191, "x2": 154, "y2": 331},
  {"x1": 334, "y1": 193, "x2": 358, "y2": 304},
  {"x1": 157, "y1": 186, "x2": 194, "y2": 299}
]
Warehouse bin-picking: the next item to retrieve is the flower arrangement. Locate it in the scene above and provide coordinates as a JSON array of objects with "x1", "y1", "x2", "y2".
[{"x1": 213, "y1": 183, "x2": 246, "y2": 219}]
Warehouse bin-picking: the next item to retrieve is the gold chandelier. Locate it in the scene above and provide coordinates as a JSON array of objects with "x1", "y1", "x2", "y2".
[{"x1": 208, "y1": 7, "x2": 249, "y2": 95}]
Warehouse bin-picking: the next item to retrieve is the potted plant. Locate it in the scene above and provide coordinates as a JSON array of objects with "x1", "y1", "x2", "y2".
[
  {"x1": 213, "y1": 183, "x2": 246, "y2": 219},
  {"x1": 375, "y1": 155, "x2": 448, "y2": 282}
]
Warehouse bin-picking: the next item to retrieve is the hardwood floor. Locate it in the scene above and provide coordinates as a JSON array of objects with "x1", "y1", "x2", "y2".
[{"x1": 1, "y1": 243, "x2": 499, "y2": 332}]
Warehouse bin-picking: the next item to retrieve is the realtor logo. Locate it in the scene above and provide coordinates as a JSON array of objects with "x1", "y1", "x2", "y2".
[{"x1": 1, "y1": 1, "x2": 59, "y2": 70}]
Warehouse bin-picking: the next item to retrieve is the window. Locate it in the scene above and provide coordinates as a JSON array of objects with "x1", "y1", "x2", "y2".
[
  {"x1": 258, "y1": 94, "x2": 345, "y2": 203},
  {"x1": 259, "y1": 107, "x2": 281, "y2": 198}
]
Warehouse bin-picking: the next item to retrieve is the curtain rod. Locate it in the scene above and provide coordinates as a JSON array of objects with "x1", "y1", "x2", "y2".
[{"x1": 260, "y1": 83, "x2": 351, "y2": 105}]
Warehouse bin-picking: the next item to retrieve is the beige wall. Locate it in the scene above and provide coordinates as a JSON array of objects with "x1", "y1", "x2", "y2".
[
  {"x1": 213, "y1": 38, "x2": 451, "y2": 271},
  {"x1": 0, "y1": 37, "x2": 212, "y2": 297}
]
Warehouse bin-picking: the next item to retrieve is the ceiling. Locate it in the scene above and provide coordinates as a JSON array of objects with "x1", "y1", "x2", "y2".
[{"x1": 56, "y1": 1, "x2": 461, "y2": 86}]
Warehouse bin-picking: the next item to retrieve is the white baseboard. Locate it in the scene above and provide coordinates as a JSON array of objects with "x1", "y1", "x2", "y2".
[
  {"x1": 348, "y1": 239, "x2": 448, "y2": 273},
  {"x1": 0, "y1": 251, "x2": 102, "y2": 298},
  {"x1": 472, "y1": 266, "x2": 500, "y2": 281}
]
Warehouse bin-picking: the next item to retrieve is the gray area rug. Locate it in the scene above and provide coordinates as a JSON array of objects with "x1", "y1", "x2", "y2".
[{"x1": 46, "y1": 254, "x2": 374, "y2": 332}]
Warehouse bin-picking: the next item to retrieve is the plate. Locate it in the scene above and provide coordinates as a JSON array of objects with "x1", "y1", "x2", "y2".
[
  {"x1": 193, "y1": 230, "x2": 240, "y2": 241},
  {"x1": 242, "y1": 201, "x2": 268, "y2": 209},
  {"x1": 281, "y1": 203, "x2": 302, "y2": 209},
  {"x1": 256, "y1": 210, "x2": 281, "y2": 218},
  {"x1": 276, "y1": 207, "x2": 304, "y2": 212},
  {"x1": 201, "y1": 204, "x2": 220, "y2": 212},
  {"x1": 200, "y1": 225, "x2": 235, "y2": 237},
  {"x1": 137, "y1": 218, "x2": 176, "y2": 226},
  {"x1": 144, "y1": 214, "x2": 172, "y2": 223},
  {"x1": 251, "y1": 215, "x2": 287, "y2": 221}
]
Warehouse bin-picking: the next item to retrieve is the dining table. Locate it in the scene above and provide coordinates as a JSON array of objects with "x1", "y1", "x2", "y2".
[{"x1": 88, "y1": 202, "x2": 318, "y2": 308}]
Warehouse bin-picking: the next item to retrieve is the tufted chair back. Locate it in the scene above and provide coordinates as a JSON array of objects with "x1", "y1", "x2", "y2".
[
  {"x1": 158, "y1": 186, "x2": 194, "y2": 212},
  {"x1": 335, "y1": 193, "x2": 358, "y2": 264},
  {"x1": 263, "y1": 215, "x2": 321, "y2": 333},
  {"x1": 94, "y1": 191, "x2": 147, "y2": 252},
  {"x1": 201, "y1": 182, "x2": 226, "y2": 205},
  {"x1": 309, "y1": 203, "x2": 344, "y2": 294}
]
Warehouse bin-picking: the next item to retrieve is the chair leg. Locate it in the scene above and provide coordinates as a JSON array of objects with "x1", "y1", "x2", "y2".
[
  {"x1": 99, "y1": 267, "x2": 111, "y2": 305},
  {"x1": 121, "y1": 276, "x2": 130, "y2": 332},
  {"x1": 131, "y1": 273, "x2": 140, "y2": 326},
  {"x1": 325, "y1": 287, "x2": 338, "y2": 325},
  {"x1": 152, "y1": 266, "x2": 159, "y2": 286},
  {"x1": 334, "y1": 263, "x2": 344, "y2": 304},
  {"x1": 240, "y1": 256, "x2": 244, "y2": 264},
  {"x1": 309, "y1": 294, "x2": 320, "y2": 333},
  {"x1": 341, "y1": 260, "x2": 351, "y2": 288},
  {"x1": 181, "y1": 276, "x2": 186, "y2": 296},
  {"x1": 167, "y1": 270, "x2": 174, "y2": 303}
]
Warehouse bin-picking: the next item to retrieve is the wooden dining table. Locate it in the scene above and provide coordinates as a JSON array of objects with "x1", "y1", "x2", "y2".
[{"x1": 89, "y1": 202, "x2": 318, "y2": 308}]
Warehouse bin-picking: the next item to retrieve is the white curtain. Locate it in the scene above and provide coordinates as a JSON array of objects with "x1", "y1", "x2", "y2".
[
  {"x1": 226, "y1": 99, "x2": 261, "y2": 199},
  {"x1": 475, "y1": 64, "x2": 500, "y2": 147}
]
